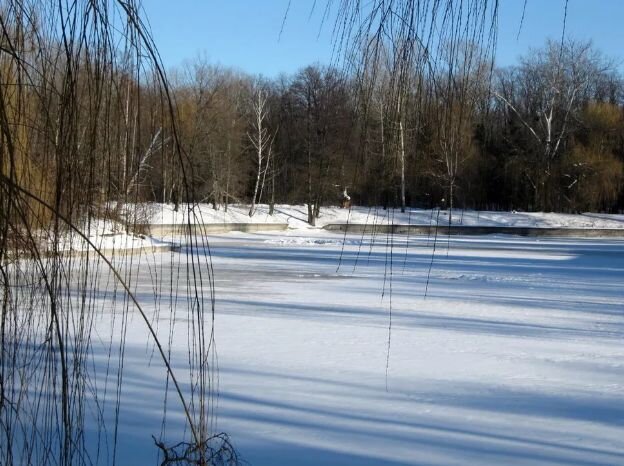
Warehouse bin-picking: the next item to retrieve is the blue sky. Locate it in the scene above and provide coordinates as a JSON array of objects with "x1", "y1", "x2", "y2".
[{"x1": 142, "y1": 1, "x2": 624, "y2": 76}]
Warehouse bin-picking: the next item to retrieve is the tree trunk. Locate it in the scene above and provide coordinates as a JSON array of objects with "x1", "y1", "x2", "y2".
[
  {"x1": 249, "y1": 91, "x2": 266, "y2": 217},
  {"x1": 225, "y1": 133, "x2": 231, "y2": 213},
  {"x1": 399, "y1": 118, "x2": 406, "y2": 213},
  {"x1": 306, "y1": 89, "x2": 315, "y2": 226},
  {"x1": 307, "y1": 143, "x2": 315, "y2": 225},
  {"x1": 269, "y1": 170, "x2": 275, "y2": 215},
  {"x1": 258, "y1": 143, "x2": 273, "y2": 212},
  {"x1": 249, "y1": 152, "x2": 261, "y2": 217},
  {"x1": 212, "y1": 180, "x2": 219, "y2": 210},
  {"x1": 449, "y1": 181, "x2": 454, "y2": 226}
]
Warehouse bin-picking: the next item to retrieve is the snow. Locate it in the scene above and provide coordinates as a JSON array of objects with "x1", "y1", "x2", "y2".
[
  {"x1": 26, "y1": 217, "x2": 165, "y2": 255},
  {"x1": 147, "y1": 203, "x2": 624, "y2": 230},
  {"x1": 53, "y1": 229, "x2": 624, "y2": 465}
]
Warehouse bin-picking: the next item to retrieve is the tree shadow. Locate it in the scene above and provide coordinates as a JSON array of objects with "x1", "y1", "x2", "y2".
[{"x1": 215, "y1": 366, "x2": 624, "y2": 466}]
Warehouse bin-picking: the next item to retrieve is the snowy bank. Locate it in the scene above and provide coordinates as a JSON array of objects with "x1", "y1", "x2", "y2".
[{"x1": 143, "y1": 203, "x2": 624, "y2": 231}]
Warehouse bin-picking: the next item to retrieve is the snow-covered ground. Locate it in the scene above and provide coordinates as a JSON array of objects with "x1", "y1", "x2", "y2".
[
  {"x1": 147, "y1": 203, "x2": 624, "y2": 230},
  {"x1": 74, "y1": 229, "x2": 624, "y2": 465},
  {"x1": 37, "y1": 217, "x2": 165, "y2": 253},
  {"x1": 60, "y1": 205, "x2": 621, "y2": 257}
]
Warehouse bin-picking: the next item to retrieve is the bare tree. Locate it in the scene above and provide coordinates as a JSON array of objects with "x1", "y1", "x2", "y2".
[
  {"x1": 495, "y1": 40, "x2": 610, "y2": 209},
  {"x1": 247, "y1": 84, "x2": 274, "y2": 216}
]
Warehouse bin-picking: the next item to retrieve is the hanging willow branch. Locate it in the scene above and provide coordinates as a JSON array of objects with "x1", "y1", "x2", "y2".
[{"x1": 0, "y1": 1, "x2": 227, "y2": 465}]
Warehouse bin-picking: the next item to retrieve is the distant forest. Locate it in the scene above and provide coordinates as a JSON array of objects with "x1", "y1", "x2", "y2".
[
  {"x1": 148, "y1": 40, "x2": 624, "y2": 216},
  {"x1": 8, "y1": 37, "x2": 624, "y2": 227}
]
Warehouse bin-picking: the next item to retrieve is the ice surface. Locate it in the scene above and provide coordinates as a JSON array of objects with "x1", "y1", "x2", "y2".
[{"x1": 72, "y1": 229, "x2": 624, "y2": 465}]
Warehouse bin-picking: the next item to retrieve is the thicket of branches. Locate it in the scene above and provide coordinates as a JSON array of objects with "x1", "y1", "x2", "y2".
[
  {"x1": 0, "y1": 1, "x2": 232, "y2": 465},
  {"x1": 146, "y1": 40, "x2": 624, "y2": 218}
]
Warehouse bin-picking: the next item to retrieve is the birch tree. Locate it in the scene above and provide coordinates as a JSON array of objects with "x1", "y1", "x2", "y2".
[{"x1": 247, "y1": 84, "x2": 274, "y2": 217}]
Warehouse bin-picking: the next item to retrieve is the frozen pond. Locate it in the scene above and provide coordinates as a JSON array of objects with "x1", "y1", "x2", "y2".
[
  {"x1": 200, "y1": 232, "x2": 624, "y2": 466},
  {"x1": 21, "y1": 230, "x2": 623, "y2": 465}
]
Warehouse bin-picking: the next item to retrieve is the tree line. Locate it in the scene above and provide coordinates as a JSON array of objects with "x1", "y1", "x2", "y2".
[
  {"x1": 149, "y1": 40, "x2": 621, "y2": 221},
  {"x1": 5, "y1": 35, "x2": 623, "y2": 233}
]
